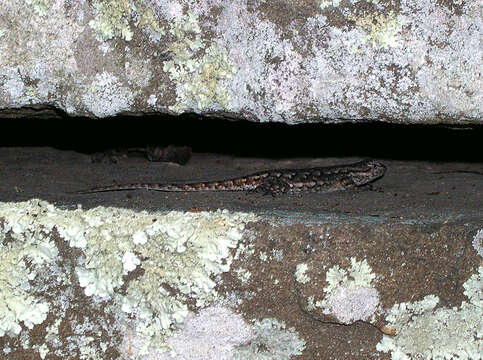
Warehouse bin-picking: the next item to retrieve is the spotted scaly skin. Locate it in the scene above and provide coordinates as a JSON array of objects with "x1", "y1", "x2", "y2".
[{"x1": 73, "y1": 160, "x2": 386, "y2": 195}]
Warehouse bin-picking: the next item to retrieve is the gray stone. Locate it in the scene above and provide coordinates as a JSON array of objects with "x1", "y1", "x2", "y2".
[{"x1": 0, "y1": 0, "x2": 481, "y2": 123}]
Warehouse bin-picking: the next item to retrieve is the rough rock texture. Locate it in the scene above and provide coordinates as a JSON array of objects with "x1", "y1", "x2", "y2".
[
  {"x1": 0, "y1": 148, "x2": 482, "y2": 359},
  {"x1": 0, "y1": 200, "x2": 481, "y2": 360},
  {"x1": 0, "y1": 0, "x2": 481, "y2": 123}
]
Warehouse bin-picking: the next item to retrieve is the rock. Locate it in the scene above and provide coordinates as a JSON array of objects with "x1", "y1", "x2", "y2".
[
  {"x1": 0, "y1": 0, "x2": 480, "y2": 123},
  {"x1": 0, "y1": 199, "x2": 481, "y2": 359}
]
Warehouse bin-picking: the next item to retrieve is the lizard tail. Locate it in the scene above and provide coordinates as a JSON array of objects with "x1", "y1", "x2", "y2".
[
  {"x1": 70, "y1": 181, "x2": 256, "y2": 194},
  {"x1": 70, "y1": 183, "x2": 167, "y2": 194}
]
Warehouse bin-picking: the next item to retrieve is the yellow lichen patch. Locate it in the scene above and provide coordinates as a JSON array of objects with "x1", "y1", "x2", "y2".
[
  {"x1": 89, "y1": 0, "x2": 164, "y2": 41},
  {"x1": 162, "y1": 11, "x2": 237, "y2": 113},
  {"x1": 353, "y1": 11, "x2": 404, "y2": 50},
  {"x1": 89, "y1": 0, "x2": 133, "y2": 41},
  {"x1": 134, "y1": 1, "x2": 164, "y2": 34}
]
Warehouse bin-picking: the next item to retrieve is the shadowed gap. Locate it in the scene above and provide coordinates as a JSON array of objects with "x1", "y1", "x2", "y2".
[{"x1": 0, "y1": 113, "x2": 481, "y2": 162}]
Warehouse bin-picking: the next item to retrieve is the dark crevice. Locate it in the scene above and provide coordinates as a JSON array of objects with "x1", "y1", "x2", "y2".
[{"x1": 0, "y1": 113, "x2": 482, "y2": 162}]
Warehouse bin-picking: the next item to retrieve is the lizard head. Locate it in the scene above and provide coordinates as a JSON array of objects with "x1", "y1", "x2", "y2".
[{"x1": 351, "y1": 160, "x2": 386, "y2": 186}]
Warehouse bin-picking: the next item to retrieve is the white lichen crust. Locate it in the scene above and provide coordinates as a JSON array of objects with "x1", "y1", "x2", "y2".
[
  {"x1": 233, "y1": 318, "x2": 306, "y2": 360},
  {"x1": 121, "y1": 305, "x2": 255, "y2": 359},
  {"x1": 316, "y1": 257, "x2": 380, "y2": 324},
  {"x1": 472, "y1": 229, "x2": 483, "y2": 258}
]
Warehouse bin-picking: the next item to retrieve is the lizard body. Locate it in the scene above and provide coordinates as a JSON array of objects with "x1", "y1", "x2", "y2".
[{"x1": 74, "y1": 159, "x2": 386, "y2": 195}]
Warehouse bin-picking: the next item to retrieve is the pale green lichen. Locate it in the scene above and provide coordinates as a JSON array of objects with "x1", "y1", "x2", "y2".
[
  {"x1": 259, "y1": 251, "x2": 268, "y2": 261},
  {"x1": 24, "y1": 85, "x2": 39, "y2": 99},
  {"x1": 234, "y1": 268, "x2": 252, "y2": 284},
  {"x1": 295, "y1": 263, "x2": 310, "y2": 284},
  {"x1": 118, "y1": 210, "x2": 257, "y2": 351},
  {"x1": 463, "y1": 266, "x2": 483, "y2": 304},
  {"x1": 162, "y1": 11, "x2": 237, "y2": 113},
  {"x1": 271, "y1": 249, "x2": 284, "y2": 261},
  {"x1": 233, "y1": 318, "x2": 306, "y2": 359},
  {"x1": 89, "y1": 0, "x2": 133, "y2": 41},
  {"x1": 377, "y1": 266, "x2": 483, "y2": 360},
  {"x1": 0, "y1": 213, "x2": 58, "y2": 336},
  {"x1": 26, "y1": 0, "x2": 50, "y2": 17},
  {"x1": 0, "y1": 199, "x2": 257, "y2": 355},
  {"x1": 134, "y1": 0, "x2": 163, "y2": 35},
  {"x1": 89, "y1": 0, "x2": 164, "y2": 42},
  {"x1": 77, "y1": 335, "x2": 97, "y2": 359},
  {"x1": 306, "y1": 295, "x2": 316, "y2": 311},
  {"x1": 73, "y1": 207, "x2": 255, "y2": 351},
  {"x1": 319, "y1": 0, "x2": 342, "y2": 9},
  {"x1": 315, "y1": 258, "x2": 380, "y2": 324},
  {"x1": 57, "y1": 204, "x2": 257, "y2": 349},
  {"x1": 122, "y1": 250, "x2": 141, "y2": 274},
  {"x1": 38, "y1": 343, "x2": 48, "y2": 359},
  {"x1": 38, "y1": 317, "x2": 61, "y2": 359},
  {"x1": 234, "y1": 242, "x2": 255, "y2": 260},
  {"x1": 323, "y1": 258, "x2": 376, "y2": 295},
  {"x1": 354, "y1": 11, "x2": 404, "y2": 50}
]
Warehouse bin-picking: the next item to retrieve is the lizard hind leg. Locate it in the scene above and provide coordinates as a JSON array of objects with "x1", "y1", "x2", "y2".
[{"x1": 254, "y1": 178, "x2": 292, "y2": 196}]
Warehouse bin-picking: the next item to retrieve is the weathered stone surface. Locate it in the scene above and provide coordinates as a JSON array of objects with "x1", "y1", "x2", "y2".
[
  {"x1": 0, "y1": 200, "x2": 481, "y2": 359},
  {"x1": 1, "y1": 148, "x2": 482, "y2": 359},
  {"x1": 0, "y1": 0, "x2": 481, "y2": 123}
]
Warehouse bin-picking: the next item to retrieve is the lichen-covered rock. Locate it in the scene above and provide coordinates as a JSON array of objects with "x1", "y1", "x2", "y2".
[
  {"x1": 376, "y1": 268, "x2": 483, "y2": 360},
  {"x1": 294, "y1": 258, "x2": 383, "y2": 328},
  {"x1": 0, "y1": 200, "x2": 481, "y2": 359},
  {"x1": 0, "y1": 0, "x2": 480, "y2": 123},
  {"x1": 0, "y1": 200, "x2": 260, "y2": 358}
]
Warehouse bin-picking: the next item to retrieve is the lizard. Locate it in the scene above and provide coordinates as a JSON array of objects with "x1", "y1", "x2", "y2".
[{"x1": 72, "y1": 159, "x2": 386, "y2": 196}]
